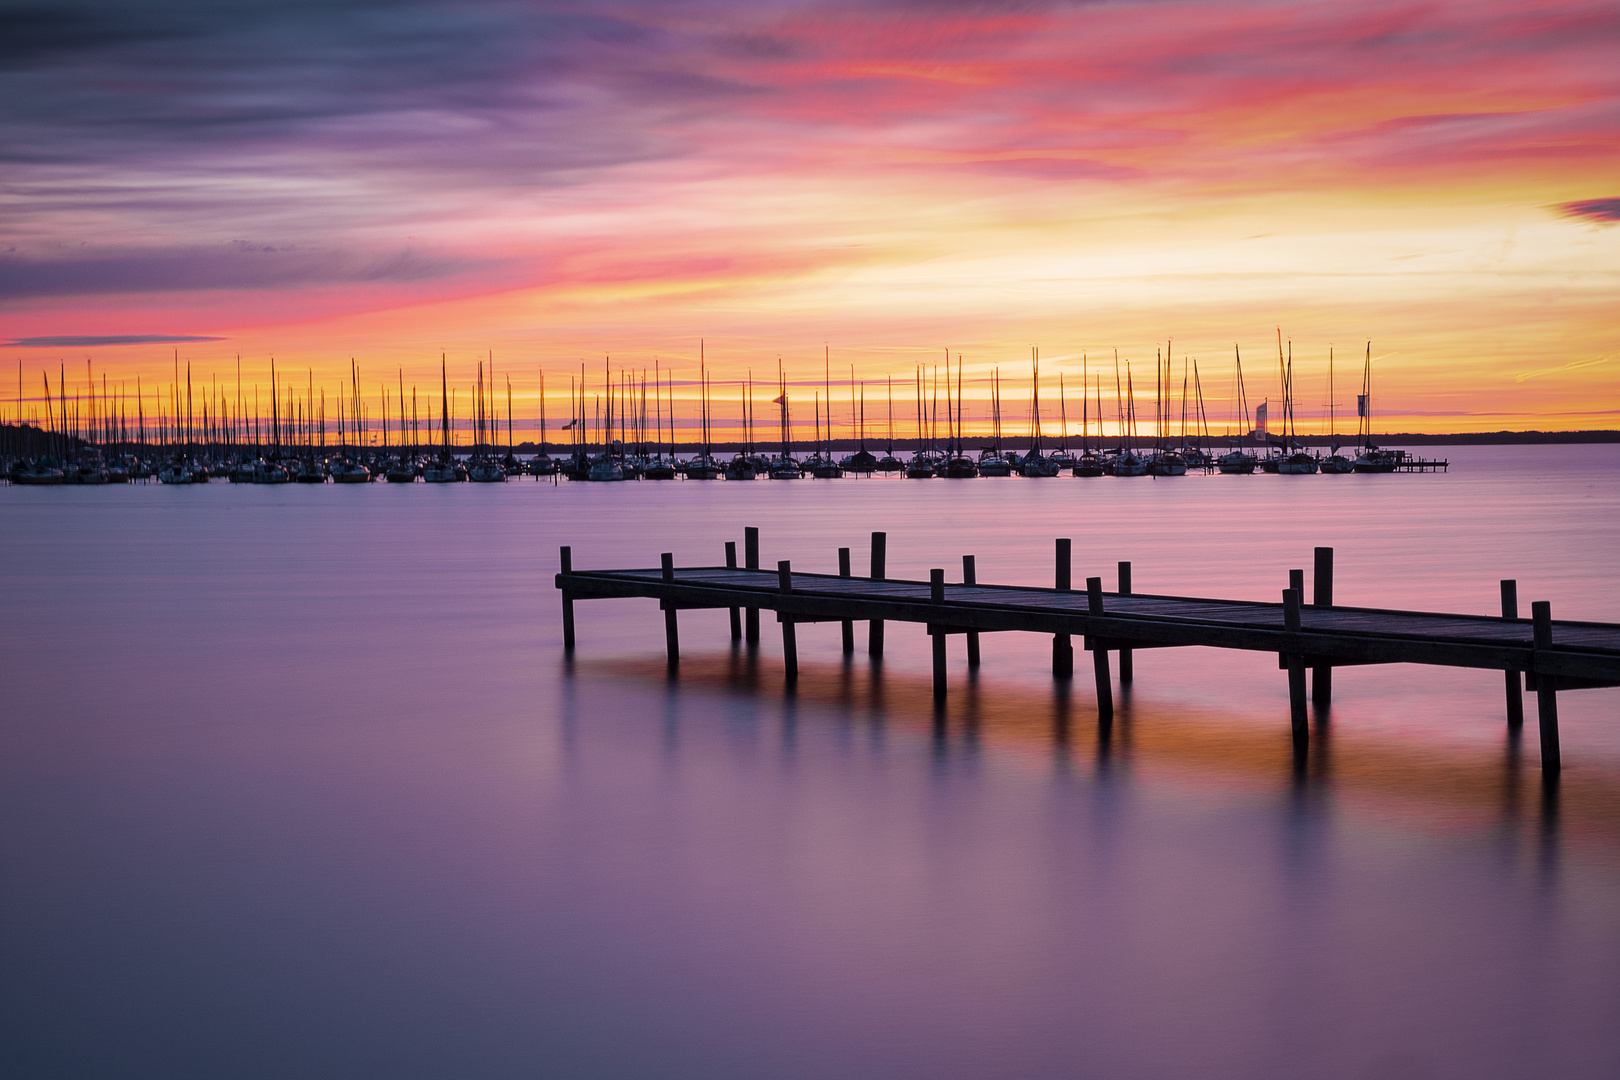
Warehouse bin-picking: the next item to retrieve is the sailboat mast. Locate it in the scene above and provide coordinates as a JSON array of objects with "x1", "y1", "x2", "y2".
[{"x1": 886, "y1": 374, "x2": 893, "y2": 454}]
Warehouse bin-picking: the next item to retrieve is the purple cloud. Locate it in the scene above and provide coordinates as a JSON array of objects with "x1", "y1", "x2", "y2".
[
  {"x1": 1558, "y1": 198, "x2": 1620, "y2": 223},
  {"x1": 0, "y1": 242, "x2": 482, "y2": 300},
  {"x1": 4, "y1": 335, "x2": 226, "y2": 348}
]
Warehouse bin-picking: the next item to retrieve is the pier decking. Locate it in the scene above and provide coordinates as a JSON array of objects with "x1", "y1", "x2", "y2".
[{"x1": 556, "y1": 532, "x2": 1619, "y2": 774}]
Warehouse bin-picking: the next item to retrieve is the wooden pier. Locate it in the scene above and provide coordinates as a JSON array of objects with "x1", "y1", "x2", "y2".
[
  {"x1": 556, "y1": 531, "x2": 1620, "y2": 774},
  {"x1": 1388, "y1": 456, "x2": 1449, "y2": 472}
]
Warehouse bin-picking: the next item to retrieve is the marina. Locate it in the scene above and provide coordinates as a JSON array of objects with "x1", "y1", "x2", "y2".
[{"x1": 4, "y1": 347, "x2": 1452, "y2": 483}]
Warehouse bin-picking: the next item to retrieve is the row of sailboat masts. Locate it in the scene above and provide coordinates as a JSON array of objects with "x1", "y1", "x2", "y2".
[
  {"x1": 563, "y1": 356, "x2": 693, "y2": 460},
  {"x1": 463, "y1": 355, "x2": 529, "y2": 460},
  {"x1": 4, "y1": 357, "x2": 531, "y2": 462},
  {"x1": 1148, "y1": 341, "x2": 1216, "y2": 452},
  {"x1": 1238, "y1": 336, "x2": 1377, "y2": 456},
  {"x1": 11, "y1": 346, "x2": 1379, "y2": 460},
  {"x1": 6, "y1": 362, "x2": 1128, "y2": 459},
  {"x1": 556, "y1": 356, "x2": 1147, "y2": 461}
]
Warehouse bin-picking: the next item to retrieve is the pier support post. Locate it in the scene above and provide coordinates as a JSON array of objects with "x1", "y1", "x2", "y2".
[
  {"x1": 1501, "y1": 580, "x2": 1523, "y2": 731},
  {"x1": 1087, "y1": 577, "x2": 1112, "y2": 721},
  {"x1": 930, "y1": 569, "x2": 947, "y2": 699},
  {"x1": 1284, "y1": 588, "x2": 1308, "y2": 749},
  {"x1": 661, "y1": 553, "x2": 679, "y2": 668},
  {"x1": 744, "y1": 527, "x2": 760, "y2": 643},
  {"x1": 1053, "y1": 539, "x2": 1074, "y2": 678},
  {"x1": 726, "y1": 541, "x2": 741, "y2": 641},
  {"x1": 779, "y1": 560, "x2": 797, "y2": 685},
  {"x1": 1312, "y1": 547, "x2": 1333, "y2": 706},
  {"x1": 963, "y1": 555, "x2": 980, "y2": 669},
  {"x1": 560, "y1": 545, "x2": 576, "y2": 652},
  {"x1": 1117, "y1": 561, "x2": 1133, "y2": 684},
  {"x1": 839, "y1": 547, "x2": 855, "y2": 654},
  {"x1": 782, "y1": 621, "x2": 798, "y2": 685},
  {"x1": 869, "y1": 531, "x2": 887, "y2": 658},
  {"x1": 1532, "y1": 600, "x2": 1560, "y2": 774}
]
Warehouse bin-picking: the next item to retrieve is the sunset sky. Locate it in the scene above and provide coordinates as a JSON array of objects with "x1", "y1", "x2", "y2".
[{"x1": 4, "y1": 0, "x2": 1617, "y2": 438}]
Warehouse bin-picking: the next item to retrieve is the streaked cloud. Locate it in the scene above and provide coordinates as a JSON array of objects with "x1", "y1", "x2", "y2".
[
  {"x1": 4, "y1": 334, "x2": 226, "y2": 348},
  {"x1": 1514, "y1": 356, "x2": 1609, "y2": 383},
  {"x1": 1557, "y1": 198, "x2": 1620, "y2": 223},
  {"x1": 0, "y1": 241, "x2": 485, "y2": 300}
]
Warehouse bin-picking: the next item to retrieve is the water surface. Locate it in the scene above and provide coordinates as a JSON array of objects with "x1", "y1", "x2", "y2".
[{"x1": 4, "y1": 445, "x2": 1618, "y2": 1079}]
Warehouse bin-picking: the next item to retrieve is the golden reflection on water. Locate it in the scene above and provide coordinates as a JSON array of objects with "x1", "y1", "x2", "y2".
[{"x1": 588, "y1": 648, "x2": 1620, "y2": 857}]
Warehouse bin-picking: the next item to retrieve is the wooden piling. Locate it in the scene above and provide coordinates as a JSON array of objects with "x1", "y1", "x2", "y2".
[
  {"x1": 1312, "y1": 547, "x2": 1333, "y2": 706},
  {"x1": 1501, "y1": 580, "x2": 1523, "y2": 730},
  {"x1": 780, "y1": 560, "x2": 797, "y2": 685},
  {"x1": 1087, "y1": 577, "x2": 1112, "y2": 720},
  {"x1": 744, "y1": 527, "x2": 760, "y2": 643},
  {"x1": 725, "y1": 541, "x2": 741, "y2": 640},
  {"x1": 963, "y1": 555, "x2": 980, "y2": 669},
  {"x1": 1117, "y1": 560, "x2": 1133, "y2": 684},
  {"x1": 839, "y1": 547, "x2": 855, "y2": 654},
  {"x1": 931, "y1": 569, "x2": 947, "y2": 699},
  {"x1": 1284, "y1": 588, "x2": 1308, "y2": 748},
  {"x1": 1532, "y1": 600, "x2": 1560, "y2": 774},
  {"x1": 560, "y1": 545, "x2": 576, "y2": 652},
  {"x1": 869, "y1": 531, "x2": 887, "y2": 658},
  {"x1": 661, "y1": 553, "x2": 679, "y2": 668},
  {"x1": 782, "y1": 621, "x2": 798, "y2": 685},
  {"x1": 1053, "y1": 539, "x2": 1074, "y2": 678}
]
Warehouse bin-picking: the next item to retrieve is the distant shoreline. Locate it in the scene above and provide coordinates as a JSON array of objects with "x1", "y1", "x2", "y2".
[
  {"x1": 1312, "y1": 430, "x2": 1620, "y2": 446},
  {"x1": 505, "y1": 431, "x2": 1620, "y2": 453}
]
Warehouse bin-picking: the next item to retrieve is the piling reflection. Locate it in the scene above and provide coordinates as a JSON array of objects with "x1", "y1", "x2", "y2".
[{"x1": 583, "y1": 651, "x2": 1620, "y2": 852}]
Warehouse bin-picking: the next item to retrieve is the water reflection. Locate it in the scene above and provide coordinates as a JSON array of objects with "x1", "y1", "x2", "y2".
[
  {"x1": 591, "y1": 648, "x2": 1619, "y2": 857},
  {"x1": 7, "y1": 457, "x2": 1620, "y2": 1080}
]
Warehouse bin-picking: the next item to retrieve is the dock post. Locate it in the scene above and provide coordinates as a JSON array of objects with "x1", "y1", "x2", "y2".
[
  {"x1": 1501, "y1": 580, "x2": 1523, "y2": 731},
  {"x1": 869, "y1": 531, "x2": 887, "y2": 658},
  {"x1": 661, "y1": 553, "x2": 679, "y2": 669},
  {"x1": 1312, "y1": 547, "x2": 1333, "y2": 706},
  {"x1": 1284, "y1": 588, "x2": 1308, "y2": 749},
  {"x1": 779, "y1": 560, "x2": 797, "y2": 686},
  {"x1": 1532, "y1": 601, "x2": 1560, "y2": 774},
  {"x1": 1053, "y1": 539, "x2": 1073, "y2": 678},
  {"x1": 1086, "y1": 577, "x2": 1112, "y2": 721},
  {"x1": 726, "y1": 541, "x2": 741, "y2": 640},
  {"x1": 963, "y1": 555, "x2": 980, "y2": 669},
  {"x1": 839, "y1": 547, "x2": 855, "y2": 654},
  {"x1": 560, "y1": 545, "x2": 576, "y2": 652},
  {"x1": 1117, "y1": 561, "x2": 1133, "y2": 684},
  {"x1": 744, "y1": 527, "x2": 760, "y2": 643},
  {"x1": 931, "y1": 569, "x2": 947, "y2": 700}
]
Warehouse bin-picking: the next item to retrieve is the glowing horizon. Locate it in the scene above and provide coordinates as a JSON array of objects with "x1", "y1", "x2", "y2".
[{"x1": 4, "y1": 0, "x2": 1616, "y2": 435}]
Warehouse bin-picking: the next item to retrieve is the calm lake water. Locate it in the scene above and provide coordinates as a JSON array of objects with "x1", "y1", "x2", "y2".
[{"x1": 4, "y1": 445, "x2": 1619, "y2": 1079}]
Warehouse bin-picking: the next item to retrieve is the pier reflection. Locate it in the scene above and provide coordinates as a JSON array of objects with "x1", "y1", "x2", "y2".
[{"x1": 584, "y1": 650, "x2": 1618, "y2": 854}]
